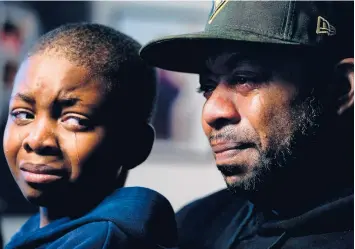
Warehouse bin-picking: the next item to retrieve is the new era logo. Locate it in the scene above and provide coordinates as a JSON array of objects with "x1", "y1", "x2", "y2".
[
  {"x1": 208, "y1": 0, "x2": 229, "y2": 24},
  {"x1": 316, "y1": 16, "x2": 336, "y2": 36}
]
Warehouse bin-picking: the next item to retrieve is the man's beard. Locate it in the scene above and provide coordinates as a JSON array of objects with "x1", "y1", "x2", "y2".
[{"x1": 218, "y1": 94, "x2": 323, "y2": 193}]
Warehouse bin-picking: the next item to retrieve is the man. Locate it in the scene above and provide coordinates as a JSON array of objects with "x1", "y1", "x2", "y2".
[
  {"x1": 140, "y1": 1, "x2": 353, "y2": 248},
  {"x1": 4, "y1": 23, "x2": 177, "y2": 249}
]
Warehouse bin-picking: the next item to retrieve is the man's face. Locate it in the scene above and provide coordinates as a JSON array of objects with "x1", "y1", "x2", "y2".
[
  {"x1": 199, "y1": 52, "x2": 321, "y2": 191},
  {"x1": 3, "y1": 54, "x2": 118, "y2": 206}
]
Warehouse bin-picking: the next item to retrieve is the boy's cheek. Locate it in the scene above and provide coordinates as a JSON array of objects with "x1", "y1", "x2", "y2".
[
  {"x1": 63, "y1": 129, "x2": 107, "y2": 181},
  {"x1": 3, "y1": 125, "x2": 21, "y2": 166},
  {"x1": 3, "y1": 133, "x2": 21, "y2": 184},
  {"x1": 63, "y1": 132, "x2": 83, "y2": 181}
]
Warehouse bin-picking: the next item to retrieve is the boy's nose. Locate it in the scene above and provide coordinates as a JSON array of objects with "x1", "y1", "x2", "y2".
[{"x1": 22, "y1": 118, "x2": 60, "y2": 155}]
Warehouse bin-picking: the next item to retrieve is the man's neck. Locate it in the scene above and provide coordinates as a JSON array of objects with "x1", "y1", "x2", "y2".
[{"x1": 246, "y1": 148, "x2": 353, "y2": 219}]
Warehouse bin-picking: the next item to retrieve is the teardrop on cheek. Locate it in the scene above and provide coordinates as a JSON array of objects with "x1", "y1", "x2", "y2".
[{"x1": 73, "y1": 132, "x2": 80, "y2": 165}]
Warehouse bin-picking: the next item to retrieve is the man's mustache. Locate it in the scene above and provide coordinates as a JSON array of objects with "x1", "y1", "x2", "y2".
[{"x1": 208, "y1": 126, "x2": 259, "y2": 147}]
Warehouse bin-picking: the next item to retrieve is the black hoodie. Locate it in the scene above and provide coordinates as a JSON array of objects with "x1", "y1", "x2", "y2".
[{"x1": 176, "y1": 188, "x2": 353, "y2": 249}]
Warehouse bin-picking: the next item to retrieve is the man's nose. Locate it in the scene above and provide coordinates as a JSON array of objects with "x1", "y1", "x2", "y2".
[{"x1": 202, "y1": 82, "x2": 241, "y2": 130}]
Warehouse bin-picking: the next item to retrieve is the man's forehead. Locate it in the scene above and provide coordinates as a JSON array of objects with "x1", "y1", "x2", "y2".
[
  {"x1": 204, "y1": 52, "x2": 265, "y2": 75},
  {"x1": 203, "y1": 49, "x2": 308, "y2": 75}
]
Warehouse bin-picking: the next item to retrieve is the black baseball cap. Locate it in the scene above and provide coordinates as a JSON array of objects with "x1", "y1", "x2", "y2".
[{"x1": 140, "y1": 1, "x2": 353, "y2": 74}]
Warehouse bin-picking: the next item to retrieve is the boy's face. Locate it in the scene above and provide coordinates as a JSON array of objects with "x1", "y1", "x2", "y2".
[{"x1": 3, "y1": 54, "x2": 118, "y2": 206}]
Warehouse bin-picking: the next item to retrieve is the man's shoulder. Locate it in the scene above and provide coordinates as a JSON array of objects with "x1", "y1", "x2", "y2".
[
  {"x1": 176, "y1": 188, "x2": 247, "y2": 247},
  {"x1": 177, "y1": 189, "x2": 233, "y2": 214},
  {"x1": 177, "y1": 188, "x2": 245, "y2": 220}
]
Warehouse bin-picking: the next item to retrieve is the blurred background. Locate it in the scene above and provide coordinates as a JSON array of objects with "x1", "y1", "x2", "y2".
[{"x1": 0, "y1": 1, "x2": 225, "y2": 246}]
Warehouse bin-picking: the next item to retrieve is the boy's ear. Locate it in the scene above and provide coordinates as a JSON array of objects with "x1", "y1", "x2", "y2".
[
  {"x1": 332, "y1": 58, "x2": 354, "y2": 115},
  {"x1": 120, "y1": 123, "x2": 155, "y2": 170}
]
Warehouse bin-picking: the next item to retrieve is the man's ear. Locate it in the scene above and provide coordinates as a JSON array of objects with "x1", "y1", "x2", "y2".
[
  {"x1": 121, "y1": 123, "x2": 155, "y2": 170},
  {"x1": 333, "y1": 58, "x2": 354, "y2": 115}
]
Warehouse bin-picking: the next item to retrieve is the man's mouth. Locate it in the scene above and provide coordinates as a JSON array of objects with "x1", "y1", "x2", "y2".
[
  {"x1": 211, "y1": 141, "x2": 254, "y2": 161},
  {"x1": 211, "y1": 141, "x2": 254, "y2": 153}
]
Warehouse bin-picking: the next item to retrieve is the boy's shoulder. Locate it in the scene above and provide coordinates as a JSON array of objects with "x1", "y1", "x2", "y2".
[
  {"x1": 41, "y1": 221, "x2": 129, "y2": 248},
  {"x1": 6, "y1": 187, "x2": 178, "y2": 249},
  {"x1": 42, "y1": 221, "x2": 144, "y2": 249}
]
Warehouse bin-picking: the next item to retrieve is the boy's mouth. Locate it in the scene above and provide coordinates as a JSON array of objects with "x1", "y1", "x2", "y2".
[{"x1": 19, "y1": 163, "x2": 66, "y2": 184}]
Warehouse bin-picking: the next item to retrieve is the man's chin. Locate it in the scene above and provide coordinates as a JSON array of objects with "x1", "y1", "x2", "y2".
[
  {"x1": 217, "y1": 164, "x2": 254, "y2": 190},
  {"x1": 224, "y1": 174, "x2": 242, "y2": 186},
  {"x1": 223, "y1": 170, "x2": 263, "y2": 193},
  {"x1": 217, "y1": 154, "x2": 273, "y2": 192}
]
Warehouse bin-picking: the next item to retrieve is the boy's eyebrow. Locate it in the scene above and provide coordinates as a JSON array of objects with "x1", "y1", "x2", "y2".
[
  {"x1": 13, "y1": 93, "x2": 83, "y2": 107},
  {"x1": 56, "y1": 97, "x2": 82, "y2": 107},
  {"x1": 12, "y1": 93, "x2": 36, "y2": 105},
  {"x1": 56, "y1": 96, "x2": 97, "y2": 109}
]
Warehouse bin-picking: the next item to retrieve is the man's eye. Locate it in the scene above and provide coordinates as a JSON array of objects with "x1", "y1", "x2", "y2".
[
  {"x1": 10, "y1": 110, "x2": 34, "y2": 125},
  {"x1": 230, "y1": 75, "x2": 258, "y2": 85},
  {"x1": 234, "y1": 76, "x2": 249, "y2": 84},
  {"x1": 229, "y1": 74, "x2": 265, "y2": 92},
  {"x1": 61, "y1": 116, "x2": 92, "y2": 131},
  {"x1": 196, "y1": 85, "x2": 216, "y2": 94},
  {"x1": 197, "y1": 80, "x2": 217, "y2": 98}
]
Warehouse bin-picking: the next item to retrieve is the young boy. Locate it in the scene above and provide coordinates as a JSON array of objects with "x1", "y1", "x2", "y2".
[{"x1": 3, "y1": 23, "x2": 177, "y2": 249}]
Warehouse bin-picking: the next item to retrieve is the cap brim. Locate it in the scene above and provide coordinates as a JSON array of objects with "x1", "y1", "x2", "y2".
[{"x1": 139, "y1": 31, "x2": 303, "y2": 74}]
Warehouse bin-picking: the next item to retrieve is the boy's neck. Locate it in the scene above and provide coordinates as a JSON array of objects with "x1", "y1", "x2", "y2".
[
  {"x1": 39, "y1": 184, "x2": 118, "y2": 228},
  {"x1": 39, "y1": 208, "x2": 54, "y2": 228}
]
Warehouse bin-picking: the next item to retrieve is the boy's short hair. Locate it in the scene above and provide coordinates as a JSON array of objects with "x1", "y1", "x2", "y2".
[{"x1": 28, "y1": 23, "x2": 157, "y2": 124}]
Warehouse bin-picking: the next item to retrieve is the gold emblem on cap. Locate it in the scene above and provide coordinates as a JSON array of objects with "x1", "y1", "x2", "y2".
[
  {"x1": 316, "y1": 16, "x2": 336, "y2": 36},
  {"x1": 208, "y1": 0, "x2": 229, "y2": 24}
]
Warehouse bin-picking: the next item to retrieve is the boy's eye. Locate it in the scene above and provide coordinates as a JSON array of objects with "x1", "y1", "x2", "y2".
[
  {"x1": 10, "y1": 110, "x2": 34, "y2": 125},
  {"x1": 61, "y1": 115, "x2": 92, "y2": 131}
]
